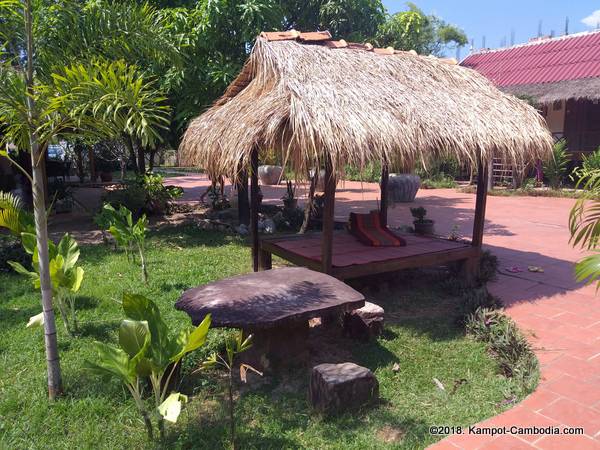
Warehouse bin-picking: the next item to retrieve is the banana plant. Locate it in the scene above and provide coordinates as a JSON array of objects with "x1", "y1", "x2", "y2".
[
  {"x1": 87, "y1": 293, "x2": 211, "y2": 440},
  {"x1": 101, "y1": 203, "x2": 149, "y2": 282},
  {"x1": 9, "y1": 233, "x2": 84, "y2": 335},
  {"x1": 202, "y1": 331, "x2": 261, "y2": 450}
]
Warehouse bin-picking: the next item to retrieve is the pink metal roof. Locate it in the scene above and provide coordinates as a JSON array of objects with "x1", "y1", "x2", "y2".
[{"x1": 461, "y1": 31, "x2": 600, "y2": 87}]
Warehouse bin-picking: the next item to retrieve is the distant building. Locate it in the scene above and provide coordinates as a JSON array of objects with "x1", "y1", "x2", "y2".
[{"x1": 462, "y1": 30, "x2": 600, "y2": 159}]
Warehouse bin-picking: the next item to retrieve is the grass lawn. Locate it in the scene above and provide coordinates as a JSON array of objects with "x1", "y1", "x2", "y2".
[{"x1": 0, "y1": 225, "x2": 534, "y2": 449}]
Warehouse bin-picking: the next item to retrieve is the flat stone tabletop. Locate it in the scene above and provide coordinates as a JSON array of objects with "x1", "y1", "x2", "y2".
[{"x1": 175, "y1": 267, "x2": 365, "y2": 329}]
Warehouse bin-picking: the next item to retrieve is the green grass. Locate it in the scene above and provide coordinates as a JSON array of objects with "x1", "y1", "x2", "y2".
[{"x1": 0, "y1": 226, "x2": 535, "y2": 449}]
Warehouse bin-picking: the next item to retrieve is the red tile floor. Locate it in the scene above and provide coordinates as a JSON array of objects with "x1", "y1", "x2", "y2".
[{"x1": 168, "y1": 174, "x2": 600, "y2": 449}]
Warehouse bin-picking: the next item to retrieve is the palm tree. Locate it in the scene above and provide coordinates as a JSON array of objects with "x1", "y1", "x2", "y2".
[
  {"x1": 0, "y1": 0, "x2": 171, "y2": 399},
  {"x1": 569, "y1": 167, "x2": 600, "y2": 290}
]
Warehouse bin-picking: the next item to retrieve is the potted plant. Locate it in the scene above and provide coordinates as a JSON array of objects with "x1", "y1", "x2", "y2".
[
  {"x1": 410, "y1": 206, "x2": 434, "y2": 235},
  {"x1": 281, "y1": 181, "x2": 297, "y2": 210}
]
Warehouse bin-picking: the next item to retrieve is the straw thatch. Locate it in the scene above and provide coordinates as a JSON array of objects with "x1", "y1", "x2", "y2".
[
  {"x1": 179, "y1": 32, "x2": 553, "y2": 180},
  {"x1": 502, "y1": 78, "x2": 600, "y2": 104}
]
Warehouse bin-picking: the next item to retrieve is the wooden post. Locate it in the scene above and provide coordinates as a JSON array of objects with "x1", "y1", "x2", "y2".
[
  {"x1": 237, "y1": 166, "x2": 250, "y2": 226},
  {"x1": 472, "y1": 156, "x2": 489, "y2": 248},
  {"x1": 379, "y1": 161, "x2": 389, "y2": 227},
  {"x1": 321, "y1": 156, "x2": 336, "y2": 273},
  {"x1": 250, "y1": 148, "x2": 260, "y2": 272}
]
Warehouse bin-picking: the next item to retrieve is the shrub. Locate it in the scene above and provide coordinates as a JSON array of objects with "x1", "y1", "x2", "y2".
[
  {"x1": 478, "y1": 250, "x2": 498, "y2": 283},
  {"x1": 103, "y1": 184, "x2": 147, "y2": 216},
  {"x1": 543, "y1": 139, "x2": 569, "y2": 189},
  {"x1": 344, "y1": 161, "x2": 381, "y2": 182},
  {"x1": 420, "y1": 174, "x2": 457, "y2": 189},
  {"x1": 272, "y1": 207, "x2": 304, "y2": 231},
  {"x1": 459, "y1": 285, "x2": 502, "y2": 318},
  {"x1": 582, "y1": 146, "x2": 600, "y2": 172},
  {"x1": 466, "y1": 308, "x2": 539, "y2": 395}
]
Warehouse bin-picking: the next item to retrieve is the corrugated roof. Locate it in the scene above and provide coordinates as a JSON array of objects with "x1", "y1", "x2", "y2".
[{"x1": 461, "y1": 30, "x2": 600, "y2": 87}]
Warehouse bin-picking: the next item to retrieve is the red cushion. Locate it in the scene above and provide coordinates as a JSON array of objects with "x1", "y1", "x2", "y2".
[{"x1": 349, "y1": 211, "x2": 406, "y2": 247}]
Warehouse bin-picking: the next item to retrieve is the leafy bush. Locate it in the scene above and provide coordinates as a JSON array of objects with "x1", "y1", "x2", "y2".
[
  {"x1": 582, "y1": 146, "x2": 600, "y2": 172},
  {"x1": 420, "y1": 173, "x2": 457, "y2": 189},
  {"x1": 478, "y1": 250, "x2": 498, "y2": 283},
  {"x1": 272, "y1": 207, "x2": 304, "y2": 231},
  {"x1": 416, "y1": 156, "x2": 461, "y2": 180},
  {"x1": 543, "y1": 139, "x2": 569, "y2": 189},
  {"x1": 9, "y1": 233, "x2": 84, "y2": 335},
  {"x1": 102, "y1": 173, "x2": 183, "y2": 216},
  {"x1": 344, "y1": 161, "x2": 381, "y2": 182},
  {"x1": 103, "y1": 183, "x2": 147, "y2": 216},
  {"x1": 100, "y1": 203, "x2": 149, "y2": 282},
  {"x1": 466, "y1": 308, "x2": 539, "y2": 395},
  {"x1": 459, "y1": 285, "x2": 502, "y2": 318},
  {"x1": 86, "y1": 293, "x2": 211, "y2": 441},
  {"x1": 0, "y1": 191, "x2": 35, "y2": 236}
]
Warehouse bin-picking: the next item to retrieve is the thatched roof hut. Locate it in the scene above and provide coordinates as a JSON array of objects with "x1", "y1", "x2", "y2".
[{"x1": 179, "y1": 30, "x2": 552, "y2": 180}]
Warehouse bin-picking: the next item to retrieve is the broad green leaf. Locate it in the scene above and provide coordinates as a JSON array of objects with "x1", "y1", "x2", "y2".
[
  {"x1": 26, "y1": 312, "x2": 44, "y2": 328},
  {"x1": 57, "y1": 234, "x2": 80, "y2": 270},
  {"x1": 157, "y1": 392, "x2": 187, "y2": 423},
  {"x1": 71, "y1": 266, "x2": 84, "y2": 292},
  {"x1": 119, "y1": 320, "x2": 150, "y2": 359},
  {"x1": 20, "y1": 232, "x2": 36, "y2": 254},
  {"x1": 170, "y1": 314, "x2": 211, "y2": 363},
  {"x1": 84, "y1": 342, "x2": 135, "y2": 384},
  {"x1": 8, "y1": 260, "x2": 37, "y2": 280}
]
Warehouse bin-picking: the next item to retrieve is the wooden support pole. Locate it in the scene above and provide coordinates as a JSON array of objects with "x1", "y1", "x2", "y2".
[
  {"x1": 321, "y1": 156, "x2": 336, "y2": 274},
  {"x1": 237, "y1": 166, "x2": 250, "y2": 226},
  {"x1": 379, "y1": 161, "x2": 389, "y2": 227},
  {"x1": 250, "y1": 148, "x2": 260, "y2": 272},
  {"x1": 472, "y1": 156, "x2": 489, "y2": 248}
]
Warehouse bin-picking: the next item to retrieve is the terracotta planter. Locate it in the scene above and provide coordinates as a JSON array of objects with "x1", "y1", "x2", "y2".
[
  {"x1": 413, "y1": 219, "x2": 434, "y2": 235},
  {"x1": 258, "y1": 165, "x2": 283, "y2": 185},
  {"x1": 387, "y1": 174, "x2": 421, "y2": 205}
]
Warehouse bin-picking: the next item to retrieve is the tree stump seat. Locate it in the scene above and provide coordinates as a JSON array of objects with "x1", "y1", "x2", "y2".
[{"x1": 309, "y1": 362, "x2": 379, "y2": 415}]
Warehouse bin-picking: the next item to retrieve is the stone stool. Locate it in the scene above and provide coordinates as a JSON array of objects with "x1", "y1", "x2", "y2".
[
  {"x1": 343, "y1": 301, "x2": 384, "y2": 340},
  {"x1": 309, "y1": 362, "x2": 379, "y2": 415}
]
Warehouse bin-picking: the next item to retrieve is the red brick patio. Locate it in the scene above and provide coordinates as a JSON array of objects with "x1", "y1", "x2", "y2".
[{"x1": 168, "y1": 174, "x2": 600, "y2": 449}]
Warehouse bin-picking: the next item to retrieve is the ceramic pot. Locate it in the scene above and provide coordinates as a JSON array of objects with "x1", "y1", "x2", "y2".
[
  {"x1": 258, "y1": 165, "x2": 283, "y2": 185},
  {"x1": 413, "y1": 220, "x2": 434, "y2": 235},
  {"x1": 387, "y1": 173, "x2": 421, "y2": 206}
]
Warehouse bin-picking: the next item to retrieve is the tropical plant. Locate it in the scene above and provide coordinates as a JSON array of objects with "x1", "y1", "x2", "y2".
[
  {"x1": 0, "y1": 191, "x2": 35, "y2": 237},
  {"x1": 543, "y1": 139, "x2": 569, "y2": 189},
  {"x1": 85, "y1": 293, "x2": 211, "y2": 440},
  {"x1": 410, "y1": 206, "x2": 427, "y2": 222},
  {"x1": 136, "y1": 172, "x2": 183, "y2": 213},
  {"x1": 581, "y1": 146, "x2": 600, "y2": 172},
  {"x1": 101, "y1": 203, "x2": 149, "y2": 282},
  {"x1": 569, "y1": 167, "x2": 600, "y2": 289},
  {"x1": 9, "y1": 233, "x2": 84, "y2": 335},
  {"x1": 202, "y1": 331, "x2": 260, "y2": 450}
]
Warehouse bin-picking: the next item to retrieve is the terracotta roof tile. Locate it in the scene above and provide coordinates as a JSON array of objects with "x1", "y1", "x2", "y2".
[
  {"x1": 260, "y1": 30, "x2": 301, "y2": 41},
  {"x1": 298, "y1": 31, "x2": 332, "y2": 42},
  {"x1": 323, "y1": 39, "x2": 348, "y2": 49}
]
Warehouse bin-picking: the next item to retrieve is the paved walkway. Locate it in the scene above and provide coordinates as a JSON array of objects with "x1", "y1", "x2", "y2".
[{"x1": 167, "y1": 174, "x2": 600, "y2": 449}]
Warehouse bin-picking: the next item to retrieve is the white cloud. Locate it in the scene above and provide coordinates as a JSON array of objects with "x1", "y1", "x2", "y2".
[{"x1": 582, "y1": 10, "x2": 600, "y2": 28}]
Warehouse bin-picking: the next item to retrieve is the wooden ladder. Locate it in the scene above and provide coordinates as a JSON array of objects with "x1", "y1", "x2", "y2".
[{"x1": 491, "y1": 157, "x2": 514, "y2": 187}]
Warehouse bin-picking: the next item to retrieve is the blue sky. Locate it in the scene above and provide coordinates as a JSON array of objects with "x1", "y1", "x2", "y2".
[{"x1": 383, "y1": 0, "x2": 600, "y2": 57}]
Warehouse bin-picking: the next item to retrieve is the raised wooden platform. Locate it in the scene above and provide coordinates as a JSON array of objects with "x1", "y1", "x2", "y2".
[{"x1": 260, "y1": 231, "x2": 478, "y2": 279}]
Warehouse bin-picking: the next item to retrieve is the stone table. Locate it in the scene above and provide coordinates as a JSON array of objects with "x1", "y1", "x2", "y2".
[{"x1": 175, "y1": 267, "x2": 365, "y2": 371}]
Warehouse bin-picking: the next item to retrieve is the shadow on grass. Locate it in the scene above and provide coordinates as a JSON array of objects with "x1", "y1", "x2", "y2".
[{"x1": 79, "y1": 320, "x2": 119, "y2": 341}]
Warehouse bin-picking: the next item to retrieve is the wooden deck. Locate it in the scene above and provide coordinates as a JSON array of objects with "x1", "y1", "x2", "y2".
[{"x1": 260, "y1": 231, "x2": 479, "y2": 279}]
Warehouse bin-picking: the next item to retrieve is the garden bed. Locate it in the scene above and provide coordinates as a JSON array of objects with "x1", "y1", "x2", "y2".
[{"x1": 0, "y1": 225, "x2": 537, "y2": 449}]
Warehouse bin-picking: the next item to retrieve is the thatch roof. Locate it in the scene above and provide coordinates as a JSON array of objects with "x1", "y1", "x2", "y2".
[
  {"x1": 502, "y1": 78, "x2": 600, "y2": 104},
  {"x1": 179, "y1": 31, "x2": 553, "y2": 180}
]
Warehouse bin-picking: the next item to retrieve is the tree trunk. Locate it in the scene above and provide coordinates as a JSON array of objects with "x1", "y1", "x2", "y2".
[
  {"x1": 87, "y1": 145, "x2": 96, "y2": 182},
  {"x1": 148, "y1": 148, "x2": 156, "y2": 172},
  {"x1": 136, "y1": 140, "x2": 146, "y2": 174},
  {"x1": 25, "y1": 0, "x2": 63, "y2": 399},
  {"x1": 123, "y1": 135, "x2": 137, "y2": 174},
  {"x1": 299, "y1": 171, "x2": 318, "y2": 234},
  {"x1": 237, "y1": 168, "x2": 250, "y2": 226}
]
